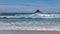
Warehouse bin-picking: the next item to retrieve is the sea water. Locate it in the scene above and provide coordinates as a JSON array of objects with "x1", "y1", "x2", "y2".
[{"x1": 0, "y1": 13, "x2": 60, "y2": 30}]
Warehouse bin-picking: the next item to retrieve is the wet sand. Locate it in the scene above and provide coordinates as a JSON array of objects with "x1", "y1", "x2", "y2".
[
  {"x1": 0, "y1": 26, "x2": 60, "y2": 34},
  {"x1": 0, "y1": 30, "x2": 60, "y2": 34}
]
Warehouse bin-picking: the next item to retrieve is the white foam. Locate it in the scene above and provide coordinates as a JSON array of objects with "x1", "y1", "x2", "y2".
[
  {"x1": 0, "y1": 26, "x2": 60, "y2": 31},
  {"x1": 0, "y1": 14, "x2": 60, "y2": 18}
]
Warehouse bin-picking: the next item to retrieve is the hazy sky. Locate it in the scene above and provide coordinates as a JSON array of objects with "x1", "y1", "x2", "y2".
[{"x1": 0, "y1": 0, "x2": 60, "y2": 13}]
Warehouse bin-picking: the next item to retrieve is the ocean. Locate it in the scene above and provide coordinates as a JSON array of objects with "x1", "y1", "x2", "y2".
[{"x1": 0, "y1": 13, "x2": 60, "y2": 31}]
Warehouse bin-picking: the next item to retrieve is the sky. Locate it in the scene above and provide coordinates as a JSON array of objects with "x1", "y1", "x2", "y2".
[{"x1": 0, "y1": 0, "x2": 60, "y2": 13}]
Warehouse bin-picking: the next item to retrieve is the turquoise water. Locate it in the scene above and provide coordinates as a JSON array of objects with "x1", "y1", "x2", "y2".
[{"x1": 0, "y1": 14, "x2": 60, "y2": 29}]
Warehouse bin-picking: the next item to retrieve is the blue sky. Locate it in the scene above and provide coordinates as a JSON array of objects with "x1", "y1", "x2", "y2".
[
  {"x1": 0, "y1": 0, "x2": 60, "y2": 13},
  {"x1": 0, "y1": 0, "x2": 59, "y2": 6}
]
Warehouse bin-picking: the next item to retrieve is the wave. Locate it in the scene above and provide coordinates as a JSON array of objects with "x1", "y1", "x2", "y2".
[{"x1": 0, "y1": 14, "x2": 60, "y2": 19}]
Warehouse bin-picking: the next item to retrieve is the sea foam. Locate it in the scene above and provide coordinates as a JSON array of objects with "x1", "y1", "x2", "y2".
[
  {"x1": 0, "y1": 14, "x2": 60, "y2": 18},
  {"x1": 0, "y1": 26, "x2": 60, "y2": 31}
]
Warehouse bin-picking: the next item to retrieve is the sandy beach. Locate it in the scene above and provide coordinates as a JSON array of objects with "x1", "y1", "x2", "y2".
[{"x1": 0, "y1": 30, "x2": 60, "y2": 34}]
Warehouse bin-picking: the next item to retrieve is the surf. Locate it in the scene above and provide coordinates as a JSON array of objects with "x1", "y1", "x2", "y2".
[
  {"x1": 0, "y1": 10, "x2": 60, "y2": 19},
  {"x1": 0, "y1": 13, "x2": 60, "y2": 19}
]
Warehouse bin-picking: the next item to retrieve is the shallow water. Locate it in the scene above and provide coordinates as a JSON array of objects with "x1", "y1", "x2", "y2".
[{"x1": 0, "y1": 14, "x2": 60, "y2": 30}]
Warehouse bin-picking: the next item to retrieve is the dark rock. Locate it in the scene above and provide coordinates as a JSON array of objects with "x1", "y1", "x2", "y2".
[{"x1": 35, "y1": 9, "x2": 42, "y2": 13}]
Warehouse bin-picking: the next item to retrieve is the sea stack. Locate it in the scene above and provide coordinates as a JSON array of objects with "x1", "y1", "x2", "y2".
[{"x1": 35, "y1": 9, "x2": 42, "y2": 13}]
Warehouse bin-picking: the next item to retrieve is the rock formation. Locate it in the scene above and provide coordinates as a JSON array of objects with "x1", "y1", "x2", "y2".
[{"x1": 35, "y1": 9, "x2": 42, "y2": 13}]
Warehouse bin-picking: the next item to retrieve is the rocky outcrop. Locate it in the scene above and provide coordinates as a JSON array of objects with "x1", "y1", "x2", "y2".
[{"x1": 35, "y1": 9, "x2": 42, "y2": 13}]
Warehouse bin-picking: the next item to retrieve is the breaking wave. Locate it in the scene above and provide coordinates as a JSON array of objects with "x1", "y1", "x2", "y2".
[
  {"x1": 0, "y1": 14, "x2": 60, "y2": 30},
  {"x1": 0, "y1": 14, "x2": 60, "y2": 18}
]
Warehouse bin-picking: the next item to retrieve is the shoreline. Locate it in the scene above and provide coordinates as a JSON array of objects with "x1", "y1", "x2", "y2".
[
  {"x1": 0, "y1": 26, "x2": 60, "y2": 31},
  {"x1": 0, "y1": 26, "x2": 60, "y2": 34}
]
